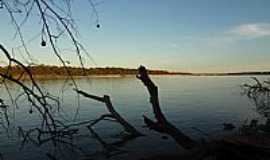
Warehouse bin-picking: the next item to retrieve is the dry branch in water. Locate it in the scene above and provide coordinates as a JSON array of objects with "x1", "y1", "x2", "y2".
[
  {"x1": 75, "y1": 89, "x2": 142, "y2": 137},
  {"x1": 75, "y1": 89, "x2": 143, "y2": 156},
  {"x1": 137, "y1": 65, "x2": 197, "y2": 150}
]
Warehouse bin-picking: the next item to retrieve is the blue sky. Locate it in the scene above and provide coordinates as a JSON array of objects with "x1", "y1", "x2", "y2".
[{"x1": 1, "y1": 0, "x2": 270, "y2": 72}]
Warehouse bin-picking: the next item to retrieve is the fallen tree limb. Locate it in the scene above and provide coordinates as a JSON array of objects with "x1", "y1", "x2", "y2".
[
  {"x1": 75, "y1": 89, "x2": 143, "y2": 156},
  {"x1": 137, "y1": 65, "x2": 197, "y2": 150},
  {"x1": 75, "y1": 89, "x2": 143, "y2": 137}
]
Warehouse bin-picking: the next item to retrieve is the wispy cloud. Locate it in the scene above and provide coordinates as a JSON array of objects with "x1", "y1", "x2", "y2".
[
  {"x1": 167, "y1": 23, "x2": 270, "y2": 50},
  {"x1": 168, "y1": 42, "x2": 180, "y2": 49},
  {"x1": 229, "y1": 23, "x2": 270, "y2": 38}
]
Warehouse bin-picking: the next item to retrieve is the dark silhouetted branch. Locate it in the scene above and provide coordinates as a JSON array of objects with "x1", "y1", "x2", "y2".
[
  {"x1": 75, "y1": 89, "x2": 142, "y2": 137},
  {"x1": 74, "y1": 88, "x2": 142, "y2": 156},
  {"x1": 137, "y1": 65, "x2": 197, "y2": 150}
]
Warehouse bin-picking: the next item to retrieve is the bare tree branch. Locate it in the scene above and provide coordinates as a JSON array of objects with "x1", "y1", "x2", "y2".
[{"x1": 137, "y1": 65, "x2": 197, "y2": 150}]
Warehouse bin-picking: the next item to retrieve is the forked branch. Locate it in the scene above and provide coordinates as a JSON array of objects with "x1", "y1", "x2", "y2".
[
  {"x1": 137, "y1": 65, "x2": 197, "y2": 150},
  {"x1": 75, "y1": 89, "x2": 143, "y2": 137}
]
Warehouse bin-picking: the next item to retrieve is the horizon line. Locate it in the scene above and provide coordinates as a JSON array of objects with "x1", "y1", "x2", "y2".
[{"x1": 1, "y1": 64, "x2": 270, "y2": 75}]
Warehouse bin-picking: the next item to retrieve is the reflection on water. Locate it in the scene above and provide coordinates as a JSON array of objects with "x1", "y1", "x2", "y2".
[{"x1": 0, "y1": 75, "x2": 268, "y2": 159}]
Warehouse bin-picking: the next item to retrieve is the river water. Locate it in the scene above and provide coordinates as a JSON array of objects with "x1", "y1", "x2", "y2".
[{"x1": 0, "y1": 75, "x2": 267, "y2": 160}]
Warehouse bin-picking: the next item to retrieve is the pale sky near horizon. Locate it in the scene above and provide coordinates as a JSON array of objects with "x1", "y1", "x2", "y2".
[{"x1": 0, "y1": 0, "x2": 270, "y2": 73}]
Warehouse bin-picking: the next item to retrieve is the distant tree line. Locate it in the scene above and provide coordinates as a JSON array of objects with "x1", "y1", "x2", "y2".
[
  {"x1": 1, "y1": 65, "x2": 269, "y2": 78},
  {"x1": 0, "y1": 64, "x2": 173, "y2": 77}
]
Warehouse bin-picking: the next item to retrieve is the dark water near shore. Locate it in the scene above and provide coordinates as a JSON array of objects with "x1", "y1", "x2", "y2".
[{"x1": 0, "y1": 75, "x2": 268, "y2": 160}]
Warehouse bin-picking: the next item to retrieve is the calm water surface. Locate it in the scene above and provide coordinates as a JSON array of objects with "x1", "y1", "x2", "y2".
[{"x1": 0, "y1": 75, "x2": 267, "y2": 159}]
